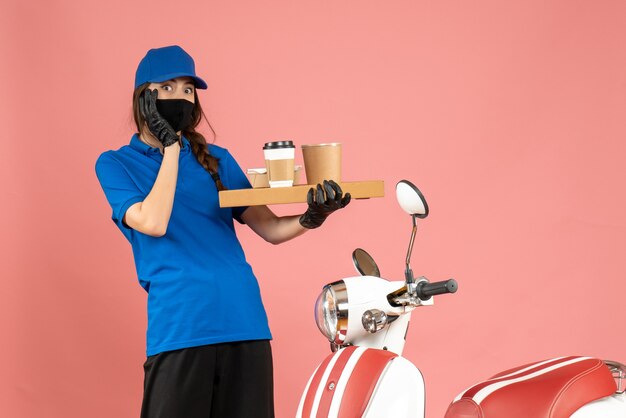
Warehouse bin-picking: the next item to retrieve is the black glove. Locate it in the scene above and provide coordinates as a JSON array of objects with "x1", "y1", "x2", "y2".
[
  {"x1": 139, "y1": 89, "x2": 179, "y2": 147},
  {"x1": 299, "y1": 180, "x2": 351, "y2": 229}
]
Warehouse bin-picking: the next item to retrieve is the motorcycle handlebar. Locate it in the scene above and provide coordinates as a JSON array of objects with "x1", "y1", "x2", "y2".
[{"x1": 416, "y1": 279, "x2": 458, "y2": 300}]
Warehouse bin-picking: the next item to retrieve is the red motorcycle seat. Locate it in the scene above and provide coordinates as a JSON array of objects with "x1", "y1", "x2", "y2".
[{"x1": 444, "y1": 356, "x2": 616, "y2": 418}]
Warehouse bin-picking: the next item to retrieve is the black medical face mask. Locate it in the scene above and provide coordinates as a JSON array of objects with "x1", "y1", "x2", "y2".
[{"x1": 155, "y1": 98, "x2": 195, "y2": 132}]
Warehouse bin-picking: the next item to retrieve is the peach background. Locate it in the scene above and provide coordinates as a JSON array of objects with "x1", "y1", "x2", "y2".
[{"x1": 2, "y1": 1, "x2": 625, "y2": 417}]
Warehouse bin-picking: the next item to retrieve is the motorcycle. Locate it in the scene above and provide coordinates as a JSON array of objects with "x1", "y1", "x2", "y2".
[{"x1": 295, "y1": 180, "x2": 626, "y2": 418}]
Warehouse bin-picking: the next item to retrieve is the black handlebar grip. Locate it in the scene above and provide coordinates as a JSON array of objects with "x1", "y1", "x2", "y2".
[{"x1": 416, "y1": 279, "x2": 458, "y2": 300}]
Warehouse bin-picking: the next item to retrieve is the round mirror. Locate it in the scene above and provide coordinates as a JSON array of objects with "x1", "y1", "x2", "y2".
[
  {"x1": 396, "y1": 180, "x2": 429, "y2": 218},
  {"x1": 352, "y1": 248, "x2": 381, "y2": 277}
]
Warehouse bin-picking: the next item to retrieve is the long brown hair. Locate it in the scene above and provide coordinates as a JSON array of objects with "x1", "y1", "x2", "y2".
[{"x1": 132, "y1": 83, "x2": 226, "y2": 191}]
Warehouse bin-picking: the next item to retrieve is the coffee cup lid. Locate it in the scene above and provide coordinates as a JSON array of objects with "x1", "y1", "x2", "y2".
[
  {"x1": 301, "y1": 142, "x2": 341, "y2": 148},
  {"x1": 263, "y1": 141, "x2": 295, "y2": 150}
]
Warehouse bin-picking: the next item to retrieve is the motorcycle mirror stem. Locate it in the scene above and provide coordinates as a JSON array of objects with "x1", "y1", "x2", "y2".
[{"x1": 404, "y1": 214, "x2": 418, "y2": 296}]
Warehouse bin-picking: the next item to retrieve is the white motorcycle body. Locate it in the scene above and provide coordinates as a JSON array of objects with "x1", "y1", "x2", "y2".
[
  {"x1": 571, "y1": 393, "x2": 626, "y2": 417},
  {"x1": 297, "y1": 276, "x2": 426, "y2": 418},
  {"x1": 298, "y1": 276, "x2": 626, "y2": 418}
]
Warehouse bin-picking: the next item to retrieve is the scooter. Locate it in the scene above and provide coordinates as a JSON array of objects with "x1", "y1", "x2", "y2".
[{"x1": 296, "y1": 180, "x2": 626, "y2": 418}]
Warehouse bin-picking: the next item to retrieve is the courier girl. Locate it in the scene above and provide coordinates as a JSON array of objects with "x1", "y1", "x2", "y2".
[{"x1": 95, "y1": 44, "x2": 350, "y2": 418}]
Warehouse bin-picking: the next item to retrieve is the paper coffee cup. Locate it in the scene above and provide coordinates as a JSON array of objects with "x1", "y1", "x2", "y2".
[
  {"x1": 301, "y1": 143, "x2": 342, "y2": 185},
  {"x1": 263, "y1": 141, "x2": 296, "y2": 188}
]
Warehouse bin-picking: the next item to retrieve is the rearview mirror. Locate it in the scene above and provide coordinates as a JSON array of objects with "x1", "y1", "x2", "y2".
[
  {"x1": 352, "y1": 248, "x2": 381, "y2": 277},
  {"x1": 396, "y1": 180, "x2": 429, "y2": 218}
]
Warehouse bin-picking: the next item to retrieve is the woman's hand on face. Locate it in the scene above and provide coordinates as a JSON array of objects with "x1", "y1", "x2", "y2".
[
  {"x1": 299, "y1": 180, "x2": 351, "y2": 229},
  {"x1": 139, "y1": 89, "x2": 180, "y2": 148}
]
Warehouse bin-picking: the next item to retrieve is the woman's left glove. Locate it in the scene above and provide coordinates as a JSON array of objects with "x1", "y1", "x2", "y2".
[{"x1": 299, "y1": 180, "x2": 351, "y2": 229}]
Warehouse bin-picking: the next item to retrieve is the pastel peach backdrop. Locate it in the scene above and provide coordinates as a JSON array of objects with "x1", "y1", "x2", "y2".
[{"x1": 1, "y1": 1, "x2": 625, "y2": 417}]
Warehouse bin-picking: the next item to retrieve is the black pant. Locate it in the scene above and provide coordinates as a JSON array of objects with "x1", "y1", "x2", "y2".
[{"x1": 140, "y1": 340, "x2": 274, "y2": 418}]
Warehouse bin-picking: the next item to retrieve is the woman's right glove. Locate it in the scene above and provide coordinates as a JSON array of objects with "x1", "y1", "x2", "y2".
[
  {"x1": 139, "y1": 89, "x2": 179, "y2": 147},
  {"x1": 299, "y1": 180, "x2": 351, "y2": 229}
]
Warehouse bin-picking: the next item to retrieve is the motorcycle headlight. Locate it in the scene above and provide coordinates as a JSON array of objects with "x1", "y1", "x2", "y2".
[{"x1": 314, "y1": 281, "x2": 349, "y2": 344}]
